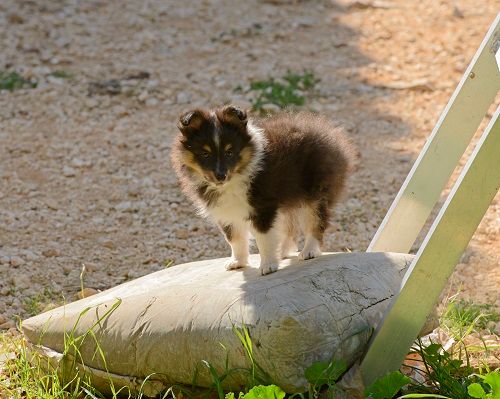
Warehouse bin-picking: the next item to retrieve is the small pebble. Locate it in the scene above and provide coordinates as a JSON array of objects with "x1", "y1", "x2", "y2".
[
  {"x1": 45, "y1": 199, "x2": 59, "y2": 210},
  {"x1": 0, "y1": 321, "x2": 15, "y2": 330},
  {"x1": 175, "y1": 228, "x2": 189, "y2": 240},
  {"x1": 42, "y1": 249, "x2": 60, "y2": 257},
  {"x1": 62, "y1": 265, "x2": 72, "y2": 275},
  {"x1": 75, "y1": 288, "x2": 99, "y2": 300},
  {"x1": 63, "y1": 166, "x2": 76, "y2": 177},
  {"x1": 145, "y1": 97, "x2": 159, "y2": 107},
  {"x1": 22, "y1": 250, "x2": 40, "y2": 261},
  {"x1": 71, "y1": 158, "x2": 90, "y2": 168},
  {"x1": 115, "y1": 201, "x2": 132, "y2": 212},
  {"x1": 13, "y1": 275, "x2": 30, "y2": 289},
  {"x1": 9, "y1": 256, "x2": 25, "y2": 267},
  {"x1": 176, "y1": 91, "x2": 191, "y2": 104},
  {"x1": 101, "y1": 240, "x2": 116, "y2": 250}
]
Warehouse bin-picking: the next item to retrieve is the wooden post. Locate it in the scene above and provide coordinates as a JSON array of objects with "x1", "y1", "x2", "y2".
[
  {"x1": 360, "y1": 106, "x2": 500, "y2": 384},
  {"x1": 367, "y1": 14, "x2": 500, "y2": 254}
]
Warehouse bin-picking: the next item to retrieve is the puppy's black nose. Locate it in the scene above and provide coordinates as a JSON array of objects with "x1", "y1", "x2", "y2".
[{"x1": 215, "y1": 172, "x2": 227, "y2": 182}]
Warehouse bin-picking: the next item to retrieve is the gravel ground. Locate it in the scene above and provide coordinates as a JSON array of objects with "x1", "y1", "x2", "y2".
[{"x1": 0, "y1": 0, "x2": 498, "y2": 325}]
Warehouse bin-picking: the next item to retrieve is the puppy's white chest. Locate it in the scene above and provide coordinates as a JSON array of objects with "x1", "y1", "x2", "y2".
[{"x1": 209, "y1": 180, "x2": 251, "y2": 225}]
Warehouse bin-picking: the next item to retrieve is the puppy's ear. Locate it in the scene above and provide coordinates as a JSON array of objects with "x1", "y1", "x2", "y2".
[
  {"x1": 217, "y1": 105, "x2": 247, "y2": 127},
  {"x1": 177, "y1": 109, "x2": 208, "y2": 136}
]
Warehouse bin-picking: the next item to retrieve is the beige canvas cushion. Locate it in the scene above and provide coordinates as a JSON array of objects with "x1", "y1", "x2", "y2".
[{"x1": 22, "y1": 252, "x2": 418, "y2": 396}]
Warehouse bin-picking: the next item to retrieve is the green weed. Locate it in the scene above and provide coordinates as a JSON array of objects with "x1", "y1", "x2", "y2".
[
  {"x1": 0, "y1": 71, "x2": 37, "y2": 91},
  {"x1": 226, "y1": 385, "x2": 285, "y2": 399},
  {"x1": 0, "y1": 299, "x2": 130, "y2": 398},
  {"x1": 23, "y1": 288, "x2": 62, "y2": 317},
  {"x1": 200, "y1": 342, "x2": 248, "y2": 399},
  {"x1": 441, "y1": 298, "x2": 499, "y2": 338},
  {"x1": 1, "y1": 297, "x2": 498, "y2": 399},
  {"x1": 246, "y1": 70, "x2": 319, "y2": 113},
  {"x1": 1, "y1": 333, "x2": 82, "y2": 398},
  {"x1": 365, "y1": 371, "x2": 411, "y2": 399},
  {"x1": 304, "y1": 359, "x2": 347, "y2": 399},
  {"x1": 467, "y1": 371, "x2": 500, "y2": 398},
  {"x1": 364, "y1": 339, "x2": 500, "y2": 399},
  {"x1": 79, "y1": 263, "x2": 86, "y2": 298},
  {"x1": 232, "y1": 324, "x2": 273, "y2": 388},
  {"x1": 49, "y1": 70, "x2": 74, "y2": 79}
]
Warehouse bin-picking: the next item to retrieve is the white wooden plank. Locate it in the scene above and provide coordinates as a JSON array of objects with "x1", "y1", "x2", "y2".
[
  {"x1": 360, "y1": 106, "x2": 500, "y2": 384},
  {"x1": 367, "y1": 13, "x2": 500, "y2": 253}
]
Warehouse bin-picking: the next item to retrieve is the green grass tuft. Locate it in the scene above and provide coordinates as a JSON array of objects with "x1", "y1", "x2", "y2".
[
  {"x1": 246, "y1": 70, "x2": 319, "y2": 114},
  {"x1": 0, "y1": 71, "x2": 37, "y2": 91},
  {"x1": 1, "y1": 298, "x2": 498, "y2": 399},
  {"x1": 49, "y1": 70, "x2": 74, "y2": 79},
  {"x1": 23, "y1": 288, "x2": 62, "y2": 317},
  {"x1": 441, "y1": 299, "x2": 499, "y2": 338}
]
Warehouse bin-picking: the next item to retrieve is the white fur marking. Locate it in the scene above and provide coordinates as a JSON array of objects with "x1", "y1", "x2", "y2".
[
  {"x1": 198, "y1": 119, "x2": 267, "y2": 225},
  {"x1": 299, "y1": 237, "x2": 322, "y2": 260},
  {"x1": 208, "y1": 174, "x2": 253, "y2": 224},
  {"x1": 225, "y1": 226, "x2": 250, "y2": 270},
  {"x1": 245, "y1": 121, "x2": 267, "y2": 179},
  {"x1": 251, "y1": 211, "x2": 289, "y2": 275},
  {"x1": 281, "y1": 235, "x2": 298, "y2": 258},
  {"x1": 213, "y1": 129, "x2": 220, "y2": 149},
  {"x1": 252, "y1": 225, "x2": 283, "y2": 275},
  {"x1": 211, "y1": 110, "x2": 221, "y2": 150}
]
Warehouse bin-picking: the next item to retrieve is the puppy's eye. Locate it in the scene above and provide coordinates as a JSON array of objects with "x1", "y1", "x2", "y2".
[
  {"x1": 201, "y1": 152, "x2": 211, "y2": 158},
  {"x1": 225, "y1": 150, "x2": 233, "y2": 158}
]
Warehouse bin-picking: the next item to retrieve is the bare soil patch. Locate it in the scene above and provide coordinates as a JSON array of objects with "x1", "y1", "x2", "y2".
[{"x1": 0, "y1": 0, "x2": 498, "y2": 322}]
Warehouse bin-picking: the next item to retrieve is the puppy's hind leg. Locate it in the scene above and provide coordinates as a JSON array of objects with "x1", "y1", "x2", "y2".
[
  {"x1": 280, "y1": 212, "x2": 298, "y2": 259},
  {"x1": 298, "y1": 201, "x2": 329, "y2": 261},
  {"x1": 281, "y1": 235, "x2": 298, "y2": 259}
]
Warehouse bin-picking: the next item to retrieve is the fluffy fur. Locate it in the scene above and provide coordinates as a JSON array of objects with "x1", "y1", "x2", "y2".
[{"x1": 170, "y1": 105, "x2": 355, "y2": 275}]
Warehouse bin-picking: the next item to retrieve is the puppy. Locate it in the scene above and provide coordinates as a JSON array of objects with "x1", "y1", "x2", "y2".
[{"x1": 171, "y1": 105, "x2": 354, "y2": 275}]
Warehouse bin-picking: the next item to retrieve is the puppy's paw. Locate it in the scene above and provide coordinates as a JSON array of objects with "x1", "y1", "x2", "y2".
[
  {"x1": 280, "y1": 240, "x2": 298, "y2": 259},
  {"x1": 298, "y1": 247, "x2": 322, "y2": 261},
  {"x1": 225, "y1": 258, "x2": 249, "y2": 270},
  {"x1": 281, "y1": 251, "x2": 295, "y2": 260},
  {"x1": 259, "y1": 261, "x2": 278, "y2": 275}
]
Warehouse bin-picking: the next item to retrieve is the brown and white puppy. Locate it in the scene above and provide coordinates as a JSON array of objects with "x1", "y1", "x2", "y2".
[{"x1": 171, "y1": 105, "x2": 354, "y2": 275}]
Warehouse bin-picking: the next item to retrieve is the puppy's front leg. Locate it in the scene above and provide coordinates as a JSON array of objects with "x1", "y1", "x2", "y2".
[{"x1": 220, "y1": 223, "x2": 250, "y2": 270}]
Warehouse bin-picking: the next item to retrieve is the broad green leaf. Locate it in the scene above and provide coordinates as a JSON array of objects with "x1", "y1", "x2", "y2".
[
  {"x1": 398, "y1": 395, "x2": 451, "y2": 398},
  {"x1": 243, "y1": 385, "x2": 285, "y2": 399},
  {"x1": 327, "y1": 359, "x2": 348, "y2": 381},
  {"x1": 226, "y1": 393, "x2": 236, "y2": 399},
  {"x1": 305, "y1": 361, "x2": 329, "y2": 385},
  {"x1": 484, "y1": 371, "x2": 500, "y2": 398},
  {"x1": 365, "y1": 371, "x2": 411, "y2": 399},
  {"x1": 304, "y1": 360, "x2": 347, "y2": 386},
  {"x1": 448, "y1": 359, "x2": 463, "y2": 369},
  {"x1": 425, "y1": 344, "x2": 442, "y2": 356},
  {"x1": 468, "y1": 383, "x2": 486, "y2": 399}
]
